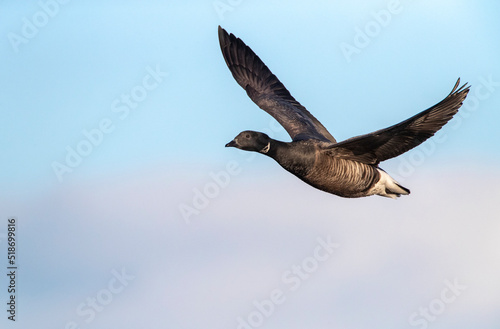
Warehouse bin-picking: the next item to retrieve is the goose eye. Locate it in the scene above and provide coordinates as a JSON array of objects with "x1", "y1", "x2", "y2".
[{"x1": 245, "y1": 134, "x2": 250, "y2": 139}]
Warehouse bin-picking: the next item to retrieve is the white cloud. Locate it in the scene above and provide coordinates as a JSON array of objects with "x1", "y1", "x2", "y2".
[{"x1": 4, "y1": 163, "x2": 499, "y2": 329}]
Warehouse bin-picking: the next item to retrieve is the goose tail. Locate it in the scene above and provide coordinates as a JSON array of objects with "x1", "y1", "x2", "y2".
[{"x1": 374, "y1": 169, "x2": 410, "y2": 199}]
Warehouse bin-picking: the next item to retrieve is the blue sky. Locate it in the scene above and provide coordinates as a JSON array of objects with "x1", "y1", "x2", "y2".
[{"x1": 1, "y1": 1, "x2": 500, "y2": 328}]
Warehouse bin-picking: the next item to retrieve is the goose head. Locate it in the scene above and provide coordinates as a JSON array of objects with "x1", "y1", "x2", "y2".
[{"x1": 225, "y1": 131, "x2": 271, "y2": 153}]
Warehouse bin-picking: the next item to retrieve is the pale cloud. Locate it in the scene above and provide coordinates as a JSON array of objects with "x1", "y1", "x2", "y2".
[{"x1": 11, "y1": 163, "x2": 492, "y2": 328}]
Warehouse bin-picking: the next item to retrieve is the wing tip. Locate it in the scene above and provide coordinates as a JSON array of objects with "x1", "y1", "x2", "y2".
[
  {"x1": 451, "y1": 77, "x2": 471, "y2": 96},
  {"x1": 218, "y1": 25, "x2": 229, "y2": 49}
]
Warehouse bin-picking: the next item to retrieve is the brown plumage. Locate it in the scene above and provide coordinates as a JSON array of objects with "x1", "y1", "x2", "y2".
[{"x1": 219, "y1": 26, "x2": 470, "y2": 198}]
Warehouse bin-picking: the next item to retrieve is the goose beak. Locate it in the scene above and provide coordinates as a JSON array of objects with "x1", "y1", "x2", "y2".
[{"x1": 225, "y1": 140, "x2": 237, "y2": 148}]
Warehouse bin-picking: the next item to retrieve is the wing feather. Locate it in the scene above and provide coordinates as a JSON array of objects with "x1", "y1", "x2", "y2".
[
  {"x1": 218, "y1": 26, "x2": 336, "y2": 143},
  {"x1": 326, "y1": 79, "x2": 470, "y2": 164}
]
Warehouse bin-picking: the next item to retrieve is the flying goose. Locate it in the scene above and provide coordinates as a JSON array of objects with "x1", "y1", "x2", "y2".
[{"x1": 219, "y1": 26, "x2": 470, "y2": 198}]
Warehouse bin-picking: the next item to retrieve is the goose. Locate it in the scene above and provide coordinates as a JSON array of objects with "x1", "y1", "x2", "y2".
[{"x1": 218, "y1": 26, "x2": 470, "y2": 198}]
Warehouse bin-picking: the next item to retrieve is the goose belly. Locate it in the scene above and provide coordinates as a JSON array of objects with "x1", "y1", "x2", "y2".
[{"x1": 302, "y1": 157, "x2": 379, "y2": 198}]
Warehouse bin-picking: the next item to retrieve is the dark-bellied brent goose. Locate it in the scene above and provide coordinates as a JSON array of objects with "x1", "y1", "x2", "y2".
[{"x1": 218, "y1": 26, "x2": 470, "y2": 199}]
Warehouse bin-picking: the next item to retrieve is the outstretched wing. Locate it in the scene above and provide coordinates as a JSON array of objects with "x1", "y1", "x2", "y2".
[
  {"x1": 325, "y1": 79, "x2": 470, "y2": 165},
  {"x1": 218, "y1": 26, "x2": 336, "y2": 143}
]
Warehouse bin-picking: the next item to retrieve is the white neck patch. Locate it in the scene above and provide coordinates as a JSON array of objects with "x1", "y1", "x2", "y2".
[{"x1": 260, "y1": 142, "x2": 270, "y2": 154}]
